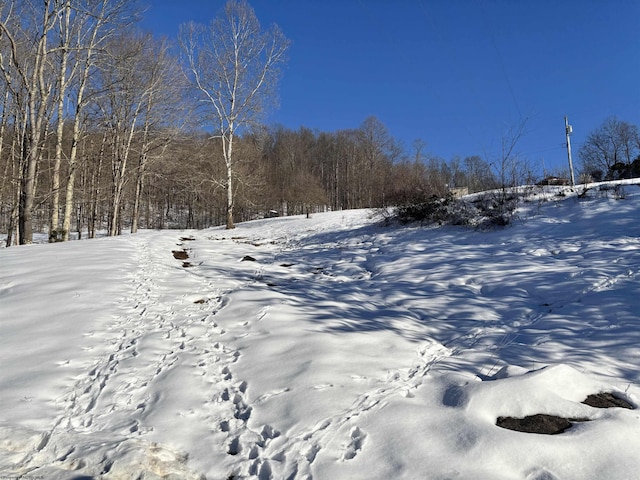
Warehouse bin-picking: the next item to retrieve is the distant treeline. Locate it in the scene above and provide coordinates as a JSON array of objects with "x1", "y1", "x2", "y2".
[
  {"x1": 1, "y1": 1, "x2": 636, "y2": 246},
  {"x1": 0, "y1": 113, "x2": 504, "y2": 243}
]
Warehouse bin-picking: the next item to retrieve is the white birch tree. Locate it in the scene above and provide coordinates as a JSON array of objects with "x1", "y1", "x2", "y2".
[
  {"x1": 179, "y1": 0, "x2": 289, "y2": 229},
  {"x1": 59, "y1": 0, "x2": 135, "y2": 241},
  {"x1": 0, "y1": 0, "x2": 60, "y2": 244},
  {"x1": 0, "y1": 0, "x2": 135, "y2": 243}
]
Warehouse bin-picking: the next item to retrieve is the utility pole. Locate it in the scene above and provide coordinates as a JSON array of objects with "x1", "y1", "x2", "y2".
[{"x1": 565, "y1": 116, "x2": 576, "y2": 186}]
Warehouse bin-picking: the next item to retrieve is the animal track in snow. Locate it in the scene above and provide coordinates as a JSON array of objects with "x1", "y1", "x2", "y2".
[
  {"x1": 253, "y1": 340, "x2": 452, "y2": 477},
  {"x1": 343, "y1": 426, "x2": 367, "y2": 460}
]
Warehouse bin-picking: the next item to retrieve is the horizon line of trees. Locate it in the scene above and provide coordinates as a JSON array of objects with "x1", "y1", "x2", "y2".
[
  {"x1": 1, "y1": 0, "x2": 637, "y2": 247},
  {"x1": 578, "y1": 116, "x2": 640, "y2": 182}
]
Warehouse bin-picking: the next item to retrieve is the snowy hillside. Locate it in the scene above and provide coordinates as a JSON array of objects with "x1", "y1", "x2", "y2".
[{"x1": 1, "y1": 182, "x2": 640, "y2": 479}]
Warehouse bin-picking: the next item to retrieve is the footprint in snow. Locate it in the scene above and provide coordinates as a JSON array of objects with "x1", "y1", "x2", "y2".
[
  {"x1": 233, "y1": 395, "x2": 252, "y2": 421},
  {"x1": 343, "y1": 426, "x2": 367, "y2": 460}
]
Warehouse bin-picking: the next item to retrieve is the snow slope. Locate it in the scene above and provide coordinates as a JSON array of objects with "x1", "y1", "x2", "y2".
[{"x1": 1, "y1": 183, "x2": 640, "y2": 479}]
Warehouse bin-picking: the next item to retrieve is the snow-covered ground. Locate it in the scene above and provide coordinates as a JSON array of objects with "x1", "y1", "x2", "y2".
[{"x1": 1, "y1": 182, "x2": 640, "y2": 479}]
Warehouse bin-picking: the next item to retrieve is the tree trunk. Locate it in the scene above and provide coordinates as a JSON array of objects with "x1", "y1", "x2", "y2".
[
  {"x1": 131, "y1": 153, "x2": 145, "y2": 234},
  {"x1": 5, "y1": 145, "x2": 21, "y2": 247},
  {"x1": 226, "y1": 159, "x2": 234, "y2": 229},
  {"x1": 61, "y1": 118, "x2": 82, "y2": 241},
  {"x1": 0, "y1": 89, "x2": 10, "y2": 202},
  {"x1": 19, "y1": 131, "x2": 39, "y2": 245},
  {"x1": 225, "y1": 131, "x2": 235, "y2": 229},
  {"x1": 50, "y1": 2, "x2": 72, "y2": 242}
]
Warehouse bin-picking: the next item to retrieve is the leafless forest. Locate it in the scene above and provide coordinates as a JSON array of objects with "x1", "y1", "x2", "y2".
[{"x1": 1, "y1": 1, "x2": 636, "y2": 246}]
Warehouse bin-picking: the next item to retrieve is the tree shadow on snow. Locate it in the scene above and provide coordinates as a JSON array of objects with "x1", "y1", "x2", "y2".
[{"x1": 259, "y1": 216, "x2": 640, "y2": 384}]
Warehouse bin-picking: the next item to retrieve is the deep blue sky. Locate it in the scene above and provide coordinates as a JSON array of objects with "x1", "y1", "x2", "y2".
[{"x1": 140, "y1": 0, "x2": 640, "y2": 174}]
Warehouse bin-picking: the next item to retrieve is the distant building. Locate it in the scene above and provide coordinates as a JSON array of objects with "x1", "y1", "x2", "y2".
[{"x1": 537, "y1": 176, "x2": 570, "y2": 186}]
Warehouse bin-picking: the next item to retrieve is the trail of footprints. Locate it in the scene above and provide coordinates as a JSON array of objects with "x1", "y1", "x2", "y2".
[
  {"x1": 21, "y1": 232, "x2": 487, "y2": 479},
  {"x1": 19, "y1": 235, "x2": 253, "y2": 477},
  {"x1": 204, "y1": 334, "x2": 283, "y2": 479},
  {"x1": 233, "y1": 340, "x2": 453, "y2": 479},
  {"x1": 221, "y1": 382, "x2": 279, "y2": 477},
  {"x1": 134, "y1": 235, "x2": 281, "y2": 479},
  {"x1": 67, "y1": 237, "x2": 183, "y2": 434}
]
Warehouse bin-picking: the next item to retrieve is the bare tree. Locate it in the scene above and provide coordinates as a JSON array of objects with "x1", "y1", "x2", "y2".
[
  {"x1": 49, "y1": 0, "x2": 73, "y2": 241},
  {"x1": 179, "y1": 0, "x2": 289, "y2": 229},
  {"x1": 0, "y1": 0, "x2": 61, "y2": 244},
  {"x1": 0, "y1": 0, "x2": 135, "y2": 243},
  {"x1": 357, "y1": 116, "x2": 401, "y2": 207},
  {"x1": 491, "y1": 120, "x2": 527, "y2": 188},
  {"x1": 0, "y1": 80, "x2": 11, "y2": 209},
  {"x1": 261, "y1": 125, "x2": 328, "y2": 215},
  {"x1": 483, "y1": 119, "x2": 529, "y2": 225},
  {"x1": 93, "y1": 33, "x2": 150, "y2": 236},
  {"x1": 579, "y1": 116, "x2": 640, "y2": 181},
  {"x1": 59, "y1": 0, "x2": 135, "y2": 241},
  {"x1": 462, "y1": 155, "x2": 498, "y2": 193},
  {"x1": 130, "y1": 37, "x2": 185, "y2": 234}
]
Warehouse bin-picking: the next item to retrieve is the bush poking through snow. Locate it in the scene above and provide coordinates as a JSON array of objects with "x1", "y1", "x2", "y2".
[
  {"x1": 393, "y1": 193, "x2": 459, "y2": 225},
  {"x1": 388, "y1": 190, "x2": 519, "y2": 228}
]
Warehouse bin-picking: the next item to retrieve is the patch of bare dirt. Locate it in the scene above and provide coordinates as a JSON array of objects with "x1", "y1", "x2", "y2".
[{"x1": 172, "y1": 250, "x2": 189, "y2": 260}]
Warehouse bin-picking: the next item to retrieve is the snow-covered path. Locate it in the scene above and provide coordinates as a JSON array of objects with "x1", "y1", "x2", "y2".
[{"x1": 2, "y1": 185, "x2": 640, "y2": 479}]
